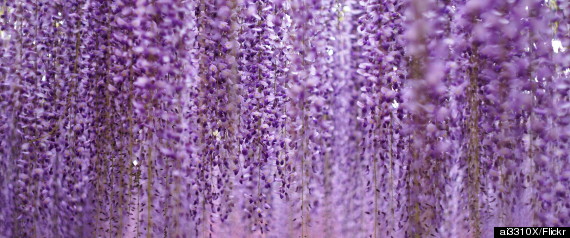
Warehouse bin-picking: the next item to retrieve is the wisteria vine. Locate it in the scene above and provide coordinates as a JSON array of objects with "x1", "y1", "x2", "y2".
[{"x1": 1, "y1": 0, "x2": 569, "y2": 237}]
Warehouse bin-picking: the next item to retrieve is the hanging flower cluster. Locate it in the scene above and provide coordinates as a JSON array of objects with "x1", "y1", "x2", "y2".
[{"x1": 1, "y1": 0, "x2": 569, "y2": 237}]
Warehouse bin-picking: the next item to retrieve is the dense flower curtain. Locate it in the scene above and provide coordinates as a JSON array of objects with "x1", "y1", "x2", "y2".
[{"x1": 1, "y1": 0, "x2": 569, "y2": 237}]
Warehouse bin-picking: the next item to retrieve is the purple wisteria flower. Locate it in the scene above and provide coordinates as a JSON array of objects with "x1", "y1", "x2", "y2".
[{"x1": 1, "y1": 0, "x2": 568, "y2": 237}]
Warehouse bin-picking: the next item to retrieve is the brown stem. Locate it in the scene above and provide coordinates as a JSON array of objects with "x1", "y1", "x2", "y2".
[{"x1": 467, "y1": 46, "x2": 481, "y2": 237}]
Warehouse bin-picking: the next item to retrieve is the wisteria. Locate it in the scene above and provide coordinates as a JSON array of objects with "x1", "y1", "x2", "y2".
[{"x1": 1, "y1": 0, "x2": 569, "y2": 237}]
